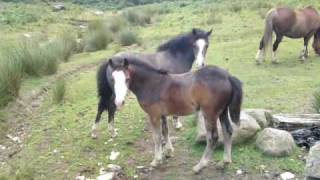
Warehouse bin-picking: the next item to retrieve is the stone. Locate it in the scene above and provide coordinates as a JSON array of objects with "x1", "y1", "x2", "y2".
[
  {"x1": 109, "y1": 151, "x2": 120, "y2": 161},
  {"x1": 305, "y1": 143, "x2": 320, "y2": 179},
  {"x1": 272, "y1": 114, "x2": 320, "y2": 131},
  {"x1": 244, "y1": 109, "x2": 272, "y2": 128},
  {"x1": 196, "y1": 111, "x2": 261, "y2": 145},
  {"x1": 52, "y1": 3, "x2": 65, "y2": 12},
  {"x1": 107, "y1": 164, "x2": 121, "y2": 172},
  {"x1": 256, "y1": 128, "x2": 296, "y2": 156},
  {"x1": 280, "y1": 172, "x2": 295, "y2": 180},
  {"x1": 96, "y1": 172, "x2": 114, "y2": 180}
]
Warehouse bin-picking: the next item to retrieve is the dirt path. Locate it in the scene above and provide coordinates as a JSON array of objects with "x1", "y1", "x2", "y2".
[{"x1": 0, "y1": 60, "x2": 106, "y2": 165}]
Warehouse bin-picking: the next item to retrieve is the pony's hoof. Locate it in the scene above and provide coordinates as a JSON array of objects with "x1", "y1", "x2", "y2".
[
  {"x1": 91, "y1": 132, "x2": 98, "y2": 139},
  {"x1": 192, "y1": 161, "x2": 208, "y2": 174},
  {"x1": 175, "y1": 122, "x2": 183, "y2": 130},
  {"x1": 150, "y1": 159, "x2": 162, "y2": 167},
  {"x1": 255, "y1": 59, "x2": 262, "y2": 65},
  {"x1": 216, "y1": 161, "x2": 231, "y2": 170},
  {"x1": 164, "y1": 148, "x2": 174, "y2": 158}
]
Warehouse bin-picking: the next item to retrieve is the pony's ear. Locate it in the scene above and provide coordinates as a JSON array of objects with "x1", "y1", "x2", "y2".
[
  {"x1": 192, "y1": 28, "x2": 197, "y2": 36},
  {"x1": 207, "y1": 29, "x2": 213, "y2": 36},
  {"x1": 123, "y1": 58, "x2": 129, "y2": 68},
  {"x1": 109, "y1": 58, "x2": 114, "y2": 68}
]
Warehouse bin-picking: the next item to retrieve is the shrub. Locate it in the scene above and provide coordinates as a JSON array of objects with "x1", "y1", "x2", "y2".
[
  {"x1": 122, "y1": 10, "x2": 151, "y2": 26},
  {"x1": 118, "y1": 29, "x2": 140, "y2": 46},
  {"x1": 50, "y1": 33, "x2": 77, "y2": 62},
  {"x1": 52, "y1": 78, "x2": 66, "y2": 104},
  {"x1": 312, "y1": 89, "x2": 320, "y2": 113},
  {"x1": 205, "y1": 12, "x2": 223, "y2": 25},
  {"x1": 229, "y1": 3, "x2": 242, "y2": 12},
  {"x1": 84, "y1": 29, "x2": 112, "y2": 52},
  {"x1": 107, "y1": 15, "x2": 128, "y2": 33}
]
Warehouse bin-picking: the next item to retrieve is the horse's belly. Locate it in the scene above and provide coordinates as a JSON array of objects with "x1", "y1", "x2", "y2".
[{"x1": 164, "y1": 101, "x2": 197, "y2": 116}]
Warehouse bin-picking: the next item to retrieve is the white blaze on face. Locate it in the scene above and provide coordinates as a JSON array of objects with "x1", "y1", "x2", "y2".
[
  {"x1": 195, "y1": 39, "x2": 207, "y2": 68},
  {"x1": 112, "y1": 70, "x2": 128, "y2": 108}
]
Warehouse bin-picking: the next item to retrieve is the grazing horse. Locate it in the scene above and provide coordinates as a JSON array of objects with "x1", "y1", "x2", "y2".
[
  {"x1": 107, "y1": 57, "x2": 243, "y2": 173},
  {"x1": 255, "y1": 6, "x2": 320, "y2": 64},
  {"x1": 91, "y1": 28, "x2": 212, "y2": 138}
]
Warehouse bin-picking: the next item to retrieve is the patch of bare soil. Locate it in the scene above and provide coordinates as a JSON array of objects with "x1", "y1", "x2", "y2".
[
  {"x1": 133, "y1": 121, "x2": 276, "y2": 180},
  {"x1": 0, "y1": 60, "x2": 106, "y2": 167}
]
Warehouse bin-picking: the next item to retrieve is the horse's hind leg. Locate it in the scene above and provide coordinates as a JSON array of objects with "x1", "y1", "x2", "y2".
[
  {"x1": 161, "y1": 116, "x2": 174, "y2": 157},
  {"x1": 255, "y1": 36, "x2": 265, "y2": 64},
  {"x1": 300, "y1": 34, "x2": 313, "y2": 61},
  {"x1": 272, "y1": 34, "x2": 283, "y2": 63},
  {"x1": 91, "y1": 97, "x2": 107, "y2": 139},
  {"x1": 219, "y1": 109, "x2": 233, "y2": 166},
  {"x1": 193, "y1": 113, "x2": 218, "y2": 173},
  {"x1": 172, "y1": 116, "x2": 183, "y2": 130},
  {"x1": 150, "y1": 115, "x2": 163, "y2": 167}
]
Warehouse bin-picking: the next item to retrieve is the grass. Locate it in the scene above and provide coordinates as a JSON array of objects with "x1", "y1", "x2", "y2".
[
  {"x1": 1, "y1": 0, "x2": 320, "y2": 179},
  {"x1": 312, "y1": 89, "x2": 320, "y2": 113},
  {"x1": 122, "y1": 9, "x2": 151, "y2": 26},
  {"x1": 118, "y1": 29, "x2": 140, "y2": 46},
  {"x1": 52, "y1": 78, "x2": 66, "y2": 104}
]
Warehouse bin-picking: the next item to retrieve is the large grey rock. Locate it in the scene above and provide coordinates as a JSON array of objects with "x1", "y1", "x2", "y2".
[
  {"x1": 244, "y1": 109, "x2": 272, "y2": 128},
  {"x1": 196, "y1": 111, "x2": 261, "y2": 145},
  {"x1": 272, "y1": 114, "x2": 320, "y2": 131},
  {"x1": 256, "y1": 128, "x2": 296, "y2": 156},
  {"x1": 305, "y1": 143, "x2": 320, "y2": 179}
]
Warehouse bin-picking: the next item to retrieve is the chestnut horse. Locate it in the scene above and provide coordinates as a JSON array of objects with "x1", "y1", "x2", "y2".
[
  {"x1": 107, "y1": 57, "x2": 243, "y2": 173},
  {"x1": 255, "y1": 6, "x2": 320, "y2": 64}
]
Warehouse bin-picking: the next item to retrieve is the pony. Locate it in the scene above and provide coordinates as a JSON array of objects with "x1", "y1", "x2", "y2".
[
  {"x1": 107, "y1": 56, "x2": 243, "y2": 173},
  {"x1": 91, "y1": 28, "x2": 212, "y2": 138},
  {"x1": 255, "y1": 6, "x2": 320, "y2": 64}
]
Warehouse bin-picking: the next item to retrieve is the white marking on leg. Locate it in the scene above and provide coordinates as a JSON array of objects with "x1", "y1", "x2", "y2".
[
  {"x1": 112, "y1": 70, "x2": 128, "y2": 108},
  {"x1": 255, "y1": 49, "x2": 264, "y2": 63},
  {"x1": 150, "y1": 123, "x2": 163, "y2": 167},
  {"x1": 91, "y1": 124, "x2": 97, "y2": 139},
  {"x1": 173, "y1": 116, "x2": 183, "y2": 130},
  {"x1": 300, "y1": 45, "x2": 307, "y2": 60},
  {"x1": 221, "y1": 123, "x2": 232, "y2": 164},
  {"x1": 195, "y1": 39, "x2": 207, "y2": 68},
  {"x1": 108, "y1": 121, "x2": 117, "y2": 137}
]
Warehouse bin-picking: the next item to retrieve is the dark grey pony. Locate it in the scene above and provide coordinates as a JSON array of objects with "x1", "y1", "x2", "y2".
[{"x1": 91, "y1": 28, "x2": 212, "y2": 138}]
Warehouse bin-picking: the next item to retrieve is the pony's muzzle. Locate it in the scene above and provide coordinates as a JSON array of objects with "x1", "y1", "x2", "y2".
[{"x1": 115, "y1": 100, "x2": 124, "y2": 109}]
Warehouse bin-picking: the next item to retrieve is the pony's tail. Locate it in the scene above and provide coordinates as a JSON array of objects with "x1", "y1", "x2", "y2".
[
  {"x1": 312, "y1": 28, "x2": 320, "y2": 55},
  {"x1": 228, "y1": 76, "x2": 243, "y2": 126},
  {"x1": 97, "y1": 61, "x2": 112, "y2": 110},
  {"x1": 263, "y1": 9, "x2": 276, "y2": 54}
]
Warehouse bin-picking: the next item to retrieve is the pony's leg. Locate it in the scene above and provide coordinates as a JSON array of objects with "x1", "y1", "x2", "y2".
[
  {"x1": 300, "y1": 35, "x2": 312, "y2": 61},
  {"x1": 150, "y1": 115, "x2": 163, "y2": 167},
  {"x1": 255, "y1": 36, "x2": 265, "y2": 64},
  {"x1": 107, "y1": 100, "x2": 117, "y2": 137},
  {"x1": 219, "y1": 110, "x2": 233, "y2": 166},
  {"x1": 91, "y1": 97, "x2": 106, "y2": 139},
  {"x1": 193, "y1": 113, "x2": 218, "y2": 173},
  {"x1": 161, "y1": 116, "x2": 174, "y2": 157},
  {"x1": 272, "y1": 35, "x2": 283, "y2": 63},
  {"x1": 172, "y1": 116, "x2": 183, "y2": 130}
]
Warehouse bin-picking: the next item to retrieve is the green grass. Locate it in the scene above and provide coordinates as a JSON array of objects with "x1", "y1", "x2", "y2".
[
  {"x1": 1, "y1": 0, "x2": 320, "y2": 179},
  {"x1": 52, "y1": 78, "x2": 66, "y2": 104},
  {"x1": 312, "y1": 89, "x2": 320, "y2": 113},
  {"x1": 118, "y1": 29, "x2": 140, "y2": 46}
]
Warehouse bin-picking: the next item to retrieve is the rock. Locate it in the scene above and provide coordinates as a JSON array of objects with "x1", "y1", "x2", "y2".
[
  {"x1": 99, "y1": 167, "x2": 107, "y2": 175},
  {"x1": 244, "y1": 109, "x2": 272, "y2": 128},
  {"x1": 196, "y1": 111, "x2": 261, "y2": 144},
  {"x1": 52, "y1": 3, "x2": 65, "y2": 12},
  {"x1": 256, "y1": 128, "x2": 296, "y2": 156},
  {"x1": 6, "y1": 134, "x2": 21, "y2": 143},
  {"x1": 94, "y1": 11, "x2": 104, "y2": 16},
  {"x1": 75, "y1": 175, "x2": 85, "y2": 180},
  {"x1": 109, "y1": 151, "x2": 120, "y2": 161},
  {"x1": 280, "y1": 172, "x2": 295, "y2": 180},
  {"x1": 96, "y1": 172, "x2": 114, "y2": 180},
  {"x1": 236, "y1": 169, "x2": 243, "y2": 175},
  {"x1": 291, "y1": 126, "x2": 320, "y2": 149},
  {"x1": 273, "y1": 114, "x2": 320, "y2": 131},
  {"x1": 0, "y1": 145, "x2": 6, "y2": 150},
  {"x1": 305, "y1": 143, "x2": 320, "y2": 179},
  {"x1": 107, "y1": 164, "x2": 121, "y2": 172}
]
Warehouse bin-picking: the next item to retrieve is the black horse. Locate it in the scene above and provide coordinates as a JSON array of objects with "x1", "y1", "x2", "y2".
[{"x1": 91, "y1": 28, "x2": 212, "y2": 138}]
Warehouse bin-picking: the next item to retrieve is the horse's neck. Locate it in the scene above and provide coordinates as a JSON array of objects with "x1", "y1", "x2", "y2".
[{"x1": 157, "y1": 50, "x2": 195, "y2": 73}]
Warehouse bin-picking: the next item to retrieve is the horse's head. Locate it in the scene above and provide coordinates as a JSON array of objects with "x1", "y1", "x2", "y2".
[
  {"x1": 107, "y1": 57, "x2": 130, "y2": 109},
  {"x1": 191, "y1": 28, "x2": 212, "y2": 68},
  {"x1": 313, "y1": 28, "x2": 320, "y2": 55}
]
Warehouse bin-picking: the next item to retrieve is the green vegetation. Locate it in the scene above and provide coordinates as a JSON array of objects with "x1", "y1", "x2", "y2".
[
  {"x1": 52, "y1": 78, "x2": 66, "y2": 104},
  {"x1": 1, "y1": 0, "x2": 320, "y2": 179},
  {"x1": 313, "y1": 89, "x2": 320, "y2": 113}
]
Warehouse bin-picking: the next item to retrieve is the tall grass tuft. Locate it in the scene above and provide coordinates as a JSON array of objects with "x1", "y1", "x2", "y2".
[
  {"x1": 118, "y1": 29, "x2": 140, "y2": 46},
  {"x1": 107, "y1": 15, "x2": 128, "y2": 33},
  {"x1": 312, "y1": 89, "x2": 320, "y2": 113},
  {"x1": 205, "y1": 11, "x2": 223, "y2": 25},
  {"x1": 122, "y1": 10, "x2": 151, "y2": 26},
  {"x1": 55, "y1": 32, "x2": 77, "y2": 62},
  {"x1": 0, "y1": 110, "x2": 8, "y2": 141},
  {"x1": 84, "y1": 19, "x2": 112, "y2": 52},
  {"x1": 52, "y1": 78, "x2": 66, "y2": 104}
]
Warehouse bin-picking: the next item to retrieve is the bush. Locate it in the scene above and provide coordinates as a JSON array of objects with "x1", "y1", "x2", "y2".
[
  {"x1": 50, "y1": 33, "x2": 77, "y2": 62},
  {"x1": 122, "y1": 10, "x2": 151, "y2": 26},
  {"x1": 107, "y1": 15, "x2": 128, "y2": 33},
  {"x1": 313, "y1": 89, "x2": 320, "y2": 113},
  {"x1": 118, "y1": 29, "x2": 140, "y2": 46},
  {"x1": 205, "y1": 12, "x2": 223, "y2": 25},
  {"x1": 229, "y1": 3, "x2": 242, "y2": 12},
  {"x1": 84, "y1": 29, "x2": 112, "y2": 52},
  {"x1": 52, "y1": 78, "x2": 66, "y2": 104}
]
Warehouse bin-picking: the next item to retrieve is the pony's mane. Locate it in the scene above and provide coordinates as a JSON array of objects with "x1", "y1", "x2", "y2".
[
  {"x1": 128, "y1": 58, "x2": 168, "y2": 75},
  {"x1": 156, "y1": 32, "x2": 194, "y2": 53}
]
